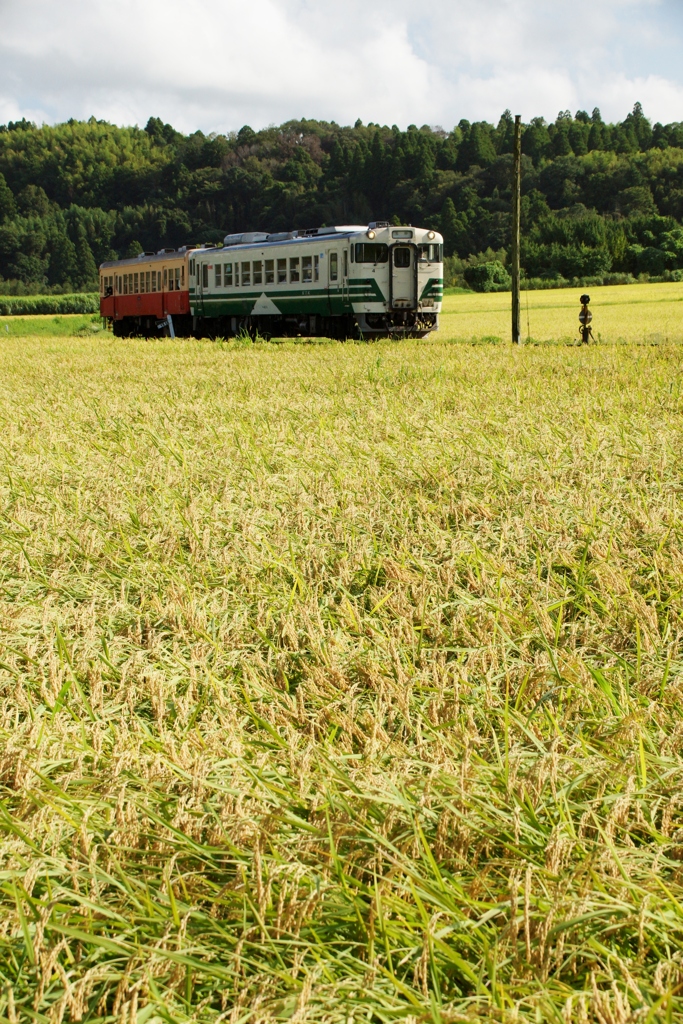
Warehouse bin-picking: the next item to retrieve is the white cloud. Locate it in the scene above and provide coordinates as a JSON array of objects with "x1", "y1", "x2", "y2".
[{"x1": 0, "y1": 0, "x2": 681, "y2": 131}]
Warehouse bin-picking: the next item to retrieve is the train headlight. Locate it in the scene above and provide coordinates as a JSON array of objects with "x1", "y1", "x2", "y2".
[
  {"x1": 427, "y1": 230, "x2": 436, "y2": 240},
  {"x1": 367, "y1": 229, "x2": 376, "y2": 239}
]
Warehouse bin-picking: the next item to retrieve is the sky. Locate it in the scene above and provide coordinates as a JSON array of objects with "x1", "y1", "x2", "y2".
[{"x1": 0, "y1": 0, "x2": 682, "y2": 134}]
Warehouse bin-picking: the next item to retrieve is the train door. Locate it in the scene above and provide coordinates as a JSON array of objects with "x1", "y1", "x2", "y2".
[
  {"x1": 194, "y1": 259, "x2": 206, "y2": 315},
  {"x1": 391, "y1": 245, "x2": 416, "y2": 309},
  {"x1": 327, "y1": 249, "x2": 341, "y2": 313},
  {"x1": 342, "y1": 247, "x2": 349, "y2": 307}
]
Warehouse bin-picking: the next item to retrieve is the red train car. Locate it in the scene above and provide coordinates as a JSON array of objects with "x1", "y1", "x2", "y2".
[{"x1": 100, "y1": 246, "x2": 196, "y2": 336}]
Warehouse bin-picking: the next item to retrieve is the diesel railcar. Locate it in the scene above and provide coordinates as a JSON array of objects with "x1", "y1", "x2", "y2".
[{"x1": 99, "y1": 222, "x2": 443, "y2": 339}]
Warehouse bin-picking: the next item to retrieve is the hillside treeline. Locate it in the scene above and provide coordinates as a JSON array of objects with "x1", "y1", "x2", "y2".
[{"x1": 1, "y1": 104, "x2": 683, "y2": 291}]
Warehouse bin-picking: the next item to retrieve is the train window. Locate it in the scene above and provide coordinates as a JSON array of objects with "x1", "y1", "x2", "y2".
[
  {"x1": 265, "y1": 259, "x2": 274, "y2": 284},
  {"x1": 189, "y1": 259, "x2": 195, "y2": 276},
  {"x1": 417, "y1": 244, "x2": 441, "y2": 262},
  {"x1": 202, "y1": 264, "x2": 208, "y2": 289},
  {"x1": 314, "y1": 255, "x2": 319, "y2": 282},
  {"x1": 164, "y1": 268, "x2": 168, "y2": 289},
  {"x1": 302, "y1": 256, "x2": 312, "y2": 283},
  {"x1": 354, "y1": 243, "x2": 389, "y2": 264},
  {"x1": 289, "y1": 257, "x2": 300, "y2": 283},
  {"x1": 175, "y1": 267, "x2": 180, "y2": 289},
  {"x1": 181, "y1": 266, "x2": 185, "y2": 286},
  {"x1": 277, "y1": 258, "x2": 287, "y2": 284},
  {"x1": 343, "y1": 250, "x2": 348, "y2": 277},
  {"x1": 235, "y1": 263, "x2": 239, "y2": 287},
  {"x1": 123, "y1": 275, "x2": 128, "y2": 295},
  {"x1": 394, "y1": 247, "x2": 411, "y2": 268},
  {"x1": 134, "y1": 272, "x2": 139, "y2": 293},
  {"x1": 215, "y1": 264, "x2": 222, "y2": 287},
  {"x1": 225, "y1": 263, "x2": 233, "y2": 286},
  {"x1": 241, "y1": 262, "x2": 251, "y2": 286},
  {"x1": 253, "y1": 260, "x2": 262, "y2": 285},
  {"x1": 152, "y1": 271, "x2": 157, "y2": 293},
  {"x1": 145, "y1": 271, "x2": 150, "y2": 292},
  {"x1": 330, "y1": 252, "x2": 338, "y2": 281}
]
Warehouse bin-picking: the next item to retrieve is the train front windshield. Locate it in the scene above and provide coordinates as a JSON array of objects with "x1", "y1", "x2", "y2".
[{"x1": 416, "y1": 243, "x2": 442, "y2": 262}]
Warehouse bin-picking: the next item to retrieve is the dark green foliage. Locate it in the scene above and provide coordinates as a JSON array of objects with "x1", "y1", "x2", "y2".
[
  {"x1": 73, "y1": 223, "x2": 98, "y2": 288},
  {"x1": 464, "y1": 260, "x2": 511, "y2": 292},
  {"x1": 16, "y1": 184, "x2": 50, "y2": 217},
  {"x1": 0, "y1": 174, "x2": 17, "y2": 221},
  {"x1": 123, "y1": 239, "x2": 144, "y2": 259},
  {"x1": 0, "y1": 104, "x2": 682, "y2": 288}
]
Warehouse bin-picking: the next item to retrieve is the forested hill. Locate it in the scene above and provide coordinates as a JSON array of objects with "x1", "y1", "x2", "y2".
[{"x1": 1, "y1": 104, "x2": 683, "y2": 291}]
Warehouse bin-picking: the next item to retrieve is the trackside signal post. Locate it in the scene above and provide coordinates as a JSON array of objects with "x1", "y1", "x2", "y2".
[
  {"x1": 511, "y1": 114, "x2": 522, "y2": 344},
  {"x1": 579, "y1": 294, "x2": 594, "y2": 344}
]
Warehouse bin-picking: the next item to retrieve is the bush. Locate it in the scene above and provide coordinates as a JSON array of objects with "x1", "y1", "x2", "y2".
[
  {"x1": 464, "y1": 261, "x2": 511, "y2": 293},
  {"x1": 0, "y1": 293, "x2": 99, "y2": 316}
]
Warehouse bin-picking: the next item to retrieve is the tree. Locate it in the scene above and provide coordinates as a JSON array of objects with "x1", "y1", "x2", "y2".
[
  {"x1": 74, "y1": 224, "x2": 98, "y2": 287},
  {"x1": 618, "y1": 186, "x2": 657, "y2": 216},
  {"x1": 494, "y1": 110, "x2": 515, "y2": 154},
  {"x1": 464, "y1": 260, "x2": 510, "y2": 292},
  {"x1": 17, "y1": 185, "x2": 50, "y2": 217},
  {"x1": 46, "y1": 226, "x2": 78, "y2": 286},
  {"x1": 440, "y1": 197, "x2": 462, "y2": 257},
  {"x1": 0, "y1": 173, "x2": 15, "y2": 221},
  {"x1": 457, "y1": 122, "x2": 496, "y2": 169},
  {"x1": 124, "y1": 240, "x2": 144, "y2": 258},
  {"x1": 522, "y1": 118, "x2": 550, "y2": 163}
]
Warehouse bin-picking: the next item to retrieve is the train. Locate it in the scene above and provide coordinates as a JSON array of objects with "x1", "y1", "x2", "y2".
[{"x1": 99, "y1": 222, "x2": 443, "y2": 339}]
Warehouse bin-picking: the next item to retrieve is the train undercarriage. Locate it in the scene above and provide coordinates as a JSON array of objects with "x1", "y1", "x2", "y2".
[{"x1": 109, "y1": 310, "x2": 438, "y2": 341}]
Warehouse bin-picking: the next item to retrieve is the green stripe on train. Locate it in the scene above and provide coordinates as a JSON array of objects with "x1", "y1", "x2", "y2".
[
  {"x1": 192, "y1": 278, "x2": 387, "y2": 308},
  {"x1": 420, "y1": 277, "x2": 444, "y2": 301}
]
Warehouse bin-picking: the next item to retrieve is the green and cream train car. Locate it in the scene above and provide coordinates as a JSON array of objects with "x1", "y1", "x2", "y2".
[{"x1": 189, "y1": 222, "x2": 443, "y2": 338}]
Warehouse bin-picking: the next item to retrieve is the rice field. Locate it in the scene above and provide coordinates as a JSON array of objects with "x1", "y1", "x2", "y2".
[
  {"x1": 1, "y1": 321, "x2": 683, "y2": 1023},
  {"x1": 440, "y1": 281, "x2": 683, "y2": 345}
]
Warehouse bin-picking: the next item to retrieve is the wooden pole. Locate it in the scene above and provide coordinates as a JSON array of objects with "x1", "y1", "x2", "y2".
[{"x1": 511, "y1": 114, "x2": 522, "y2": 344}]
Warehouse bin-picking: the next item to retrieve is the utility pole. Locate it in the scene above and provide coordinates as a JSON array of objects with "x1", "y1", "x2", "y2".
[{"x1": 511, "y1": 114, "x2": 522, "y2": 344}]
